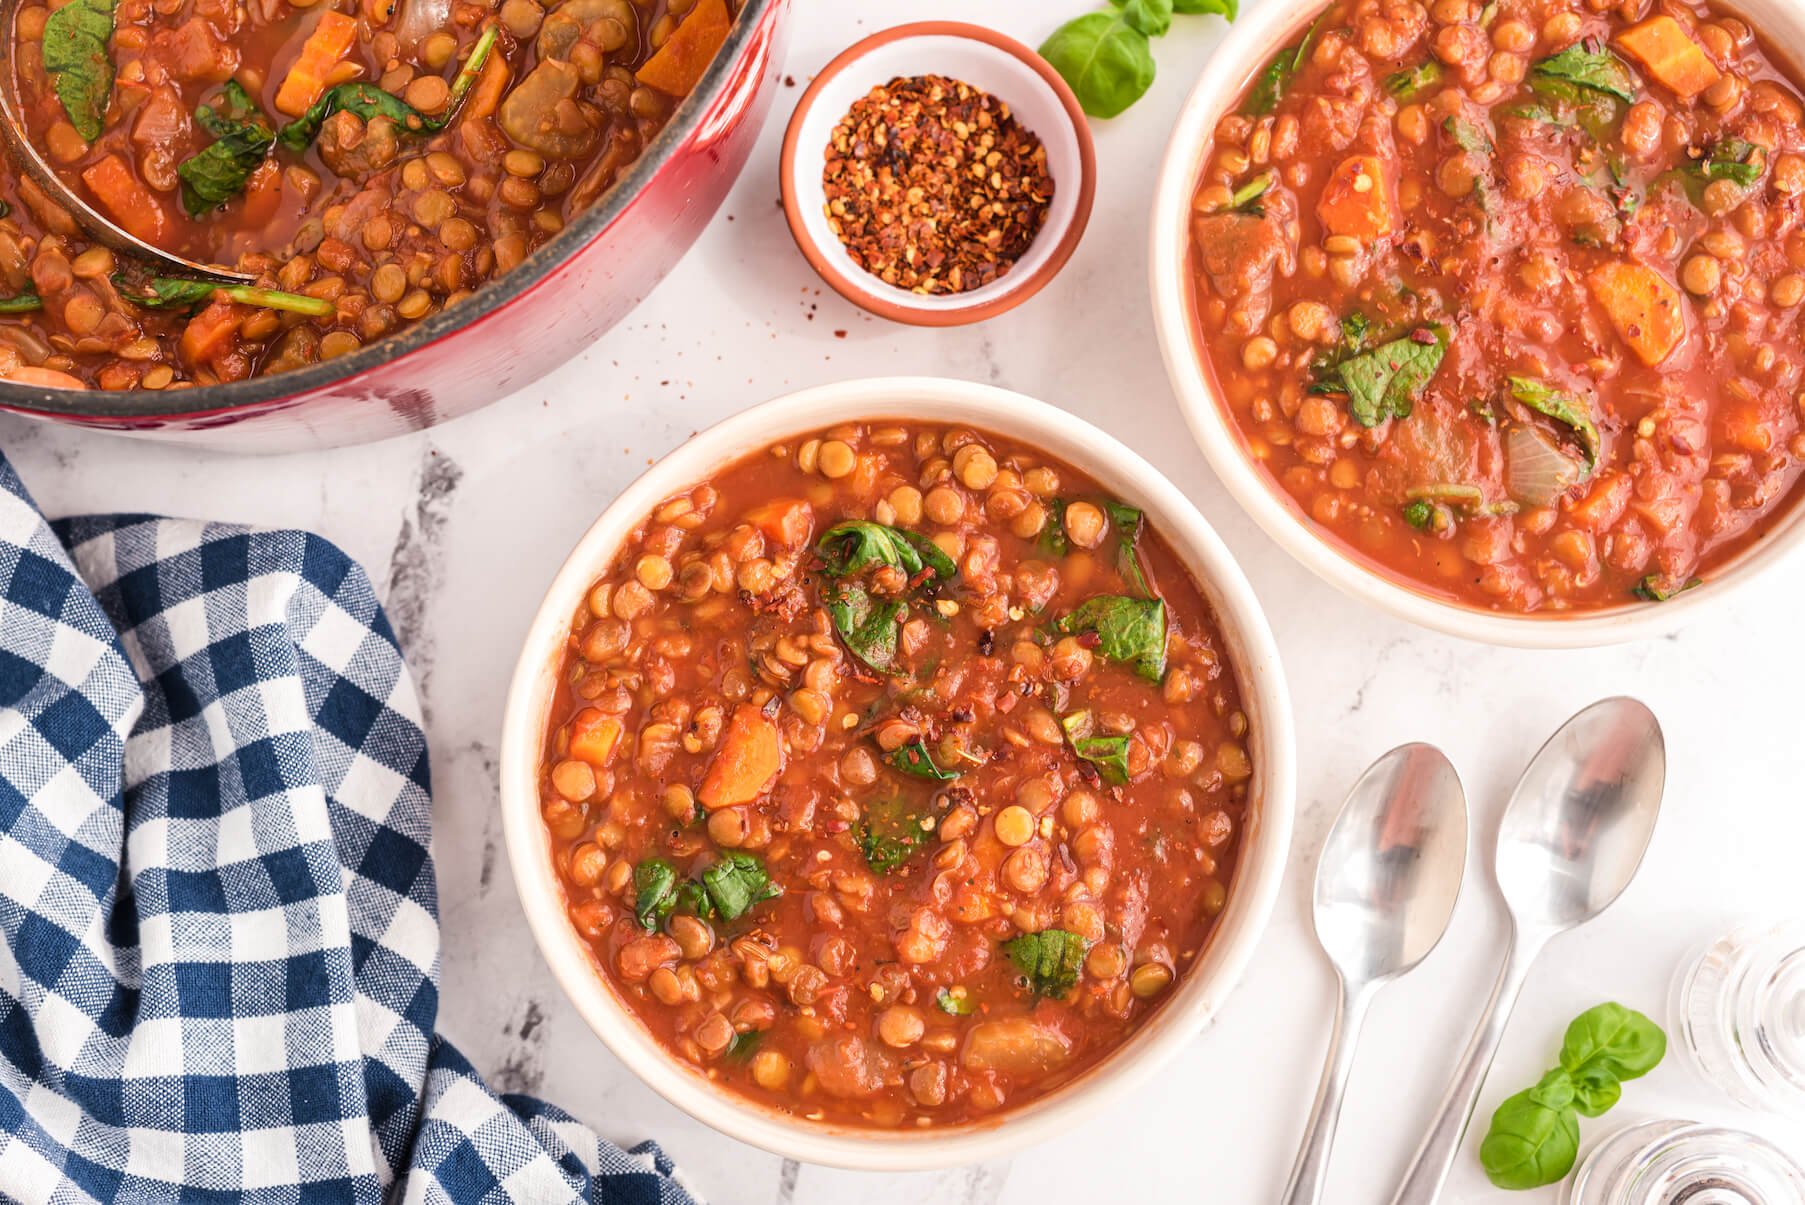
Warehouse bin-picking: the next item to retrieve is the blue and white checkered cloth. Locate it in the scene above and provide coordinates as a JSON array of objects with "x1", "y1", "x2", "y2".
[{"x1": 0, "y1": 451, "x2": 698, "y2": 1205}]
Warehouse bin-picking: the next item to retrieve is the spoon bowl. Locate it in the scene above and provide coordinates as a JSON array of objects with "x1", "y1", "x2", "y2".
[
  {"x1": 1282, "y1": 743, "x2": 1468, "y2": 1205},
  {"x1": 1496, "y1": 697, "x2": 1666, "y2": 931}
]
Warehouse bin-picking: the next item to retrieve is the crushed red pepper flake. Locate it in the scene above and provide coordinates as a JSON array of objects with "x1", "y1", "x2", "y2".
[{"x1": 821, "y1": 74, "x2": 1054, "y2": 296}]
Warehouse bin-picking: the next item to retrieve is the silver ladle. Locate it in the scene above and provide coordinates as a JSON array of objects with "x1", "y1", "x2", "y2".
[
  {"x1": 0, "y1": 0, "x2": 255, "y2": 283},
  {"x1": 1280, "y1": 743, "x2": 1468, "y2": 1205},
  {"x1": 1389, "y1": 696, "x2": 1666, "y2": 1204}
]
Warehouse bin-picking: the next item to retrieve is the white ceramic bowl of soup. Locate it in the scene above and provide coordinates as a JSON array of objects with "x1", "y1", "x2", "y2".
[
  {"x1": 1147, "y1": 0, "x2": 1805, "y2": 647},
  {"x1": 498, "y1": 375, "x2": 1296, "y2": 1169}
]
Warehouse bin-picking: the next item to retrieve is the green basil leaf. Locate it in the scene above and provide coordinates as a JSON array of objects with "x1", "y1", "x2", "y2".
[
  {"x1": 1061, "y1": 711, "x2": 1132, "y2": 785},
  {"x1": 1112, "y1": 0, "x2": 1174, "y2": 37},
  {"x1": 1632, "y1": 573, "x2": 1701, "y2": 602},
  {"x1": 1558, "y1": 1002, "x2": 1667, "y2": 1085},
  {"x1": 1335, "y1": 329, "x2": 1447, "y2": 427},
  {"x1": 277, "y1": 82, "x2": 424, "y2": 153},
  {"x1": 1055, "y1": 595, "x2": 1167, "y2": 682},
  {"x1": 1478, "y1": 1082, "x2": 1581, "y2": 1190},
  {"x1": 854, "y1": 798, "x2": 931, "y2": 874},
  {"x1": 178, "y1": 81, "x2": 275, "y2": 216},
  {"x1": 633, "y1": 858, "x2": 678, "y2": 931},
  {"x1": 1003, "y1": 928, "x2": 1089, "y2": 999},
  {"x1": 700, "y1": 852, "x2": 781, "y2": 920},
  {"x1": 935, "y1": 987, "x2": 975, "y2": 1016},
  {"x1": 1385, "y1": 60, "x2": 1442, "y2": 99},
  {"x1": 0, "y1": 291, "x2": 43, "y2": 313},
  {"x1": 1507, "y1": 376, "x2": 1601, "y2": 468},
  {"x1": 886, "y1": 738, "x2": 960, "y2": 780},
  {"x1": 1040, "y1": 11, "x2": 1156, "y2": 119},
  {"x1": 1570, "y1": 1072, "x2": 1621, "y2": 1118},
  {"x1": 1173, "y1": 0, "x2": 1234, "y2": 13},
  {"x1": 1530, "y1": 43, "x2": 1637, "y2": 103},
  {"x1": 43, "y1": 0, "x2": 115, "y2": 143},
  {"x1": 823, "y1": 580, "x2": 903, "y2": 674}
]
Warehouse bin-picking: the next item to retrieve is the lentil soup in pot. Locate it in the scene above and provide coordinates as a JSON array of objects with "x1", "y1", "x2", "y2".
[
  {"x1": 537, "y1": 420, "x2": 1253, "y2": 1127},
  {"x1": 1190, "y1": 0, "x2": 1805, "y2": 613},
  {"x1": 1, "y1": 0, "x2": 740, "y2": 389}
]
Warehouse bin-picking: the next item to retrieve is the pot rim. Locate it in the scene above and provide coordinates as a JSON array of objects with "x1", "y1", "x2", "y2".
[
  {"x1": 496, "y1": 375, "x2": 1297, "y2": 1170},
  {"x1": 0, "y1": 0, "x2": 780, "y2": 421}
]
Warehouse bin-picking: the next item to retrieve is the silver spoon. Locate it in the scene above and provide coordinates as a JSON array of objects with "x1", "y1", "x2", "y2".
[
  {"x1": 1389, "y1": 696, "x2": 1665, "y2": 1205},
  {"x1": 0, "y1": 0, "x2": 253, "y2": 283},
  {"x1": 1280, "y1": 743, "x2": 1468, "y2": 1205}
]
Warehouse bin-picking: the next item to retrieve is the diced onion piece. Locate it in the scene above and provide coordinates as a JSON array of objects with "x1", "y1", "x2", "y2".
[{"x1": 1504, "y1": 424, "x2": 1585, "y2": 507}]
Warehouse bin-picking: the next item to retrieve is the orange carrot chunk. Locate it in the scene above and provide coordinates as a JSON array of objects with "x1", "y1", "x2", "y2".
[
  {"x1": 567, "y1": 708, "x2": 624, "y2": 767},
  {"x1": 179, "y1": 299, "x2": 243, "y2": 369},
  {"x1": 697, "y1": 704, "x2": 782, "y2": 809},
  {"x1": 635, "y1": 0, "x2": 732, "y2": 97},
  {"x1": 1588, "y1": 261, "x2": 1685, "y2": 366},
  {"x1": 1316, "y1": 154, "x2": 1396, "y2": 242},
  {"x1": 745, "y1": 498, "x2": 814, "y2": 548},
  {"x1": 275, "y1": 11, "x2": 358, "y2": 118},
  {"x1": 80, "y1": 154, "x2": 168, "y2": 244},
  {"x1": 1616, "y1": 16, "x2": 1720, "y2": 99}
]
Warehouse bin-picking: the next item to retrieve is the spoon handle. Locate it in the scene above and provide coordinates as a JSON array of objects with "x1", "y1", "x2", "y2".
[
  {"x1": 1280, "y1": 977, "x2": 1375, "y2": 1205},
  {"x1": 1388, "y1": 934, "x2": 1542, "y2": 1205}
]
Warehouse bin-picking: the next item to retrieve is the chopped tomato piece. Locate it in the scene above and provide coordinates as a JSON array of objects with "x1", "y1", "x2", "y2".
[
  {"x1": 1316, "y1": 155, "x2": 1396, "y2": 242},
  {"x1": 1616, "y1": 16, "x2": 1721, "y2": 99},
  {"x1": 635, "y1": 0, "x2": 732, "y2": 97},
  {"x1": 275, "y1": 11, "x2": 359, "y2": 117},
  {"x1": 566, "y1": 708, "x2": 623, "y2": 767},
  {"x1": 1588, "y1": 262, "x2": 1685, "y2": 366},
  {"x1": 697, "y1": 704, "x2": 781, "y2": 809},
  {"x1": 80, "y1": 155, "x2": 168, "y2": 245}
]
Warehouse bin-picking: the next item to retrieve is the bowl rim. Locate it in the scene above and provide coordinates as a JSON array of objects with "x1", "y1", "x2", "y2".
[
  {"x1": 497, "y1": 375, "x2": 1296, "y2": 1170},
  {"x1": 776, "y1": 22, "x2": 1097, "y2": 328},
  {"x1": 1146, "y1": 0, "x2": 1805, "y2": 648},
  {"x1": 0, "y1": 0, "x2": 781, "y2": 420}
]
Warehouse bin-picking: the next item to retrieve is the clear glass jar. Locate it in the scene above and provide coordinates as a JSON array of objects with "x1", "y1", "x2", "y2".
[
  {"x1": 1567, "y1": 1119, "x2": 1805, "y2": 1205},
  {"x1": 1670, "y1": 918, "x2": 1805, "y2": 1113}
]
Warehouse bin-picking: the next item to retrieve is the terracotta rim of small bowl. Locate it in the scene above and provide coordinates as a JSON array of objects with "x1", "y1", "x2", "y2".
[
  {"x1": 777, "y1": 22, "x2": 1097, "y2": 328},
  {"x1": 499, "y1": 376, "x2": 1295, "y2": 1170}
]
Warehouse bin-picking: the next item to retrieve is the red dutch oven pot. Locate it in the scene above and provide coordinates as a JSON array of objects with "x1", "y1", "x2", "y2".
[{"x1": 0, "y1": 0, "x2": 788, "y2": 451}]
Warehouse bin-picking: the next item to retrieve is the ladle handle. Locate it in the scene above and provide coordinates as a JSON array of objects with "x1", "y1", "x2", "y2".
[
  {"x1": 1388, "y1": 934, "x2": 1542, "y2": 1205},
  {"x1": 1280, "y1": 977, "x2": 1374, "y2": 1205}
]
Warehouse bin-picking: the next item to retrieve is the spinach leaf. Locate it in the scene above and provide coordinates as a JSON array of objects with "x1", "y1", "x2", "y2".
[
  {"x1": 674, "y1": 881, "x2": 714, "y2": 918},
  {"x1": 1003, "y1": 928, "x2": 1089, "y2": 998},
  {"x1": 724, "y1": 1030, "x2": 762, "y2": 1061},
  {"x1": 1530, "y1": 43, "x2": 1637, "y2": 103},
  {"x1": 1054, "y1": 595, "x2": 1167, "y2": 682},
  {"x1": 1444, "y1": 114, "x2": 1494, "y2": 156},
  {"x1": 822, "y1": 580, "x2": 902, "y2": 674},
  {"x1": 0, "y1": 291, "x2": 43, "y2": 313},
  {"x1": 935, "y1": 987, "x2": 975, "y2": 1016},
  {"x1": 699, "y1": 852, "x2": 781, "y2": 920},
  {"x1": 1111, "y1": 0, "x2": 1174, "y2": 38},
  {"x1": 278, "y1": 83, "x2": 423, "y2": 153},
  {"x1": 1040, "y1": 11, "x2": 1155, "y2": 119},
  {"x1": 1245, "y1": 12, "x2": 1324, "y2": 115},
  {"x1": 632, "y1": 858, "x2": 678, "y2": 930},
  {"x1": 1061, "y1": 711, "x2": 1132, "y2": 785},
  {"x1": 1040, "y1": 497, "x2": 1070, "y2": 556},
  {"x1": 1334, "y1": 328, "x2": 1447, "y2": 427},
  {"x1": 1685, "y1": 137, "x2": 1763, "y2": 186},
  {"x1": 178, "y1": 81, "x2": 275, "y2": 216},
  {"x1": 816, "y1": 521, "x2": 955, "y2": 581},
  {"x1": 1507, "y1": 376, "x2": 1600, "y2": 468},
  {"x1": 1557, "y1": 1002, "x2": 1666, "y2": 1092},
  {"x1": 1479, "y1": 1070, "x2": 1583, "y2": 1189},
  {"x1": 1103, "y1": 499, "x2": 1153, "y2": 596},
  {"x1": 1632, "y1": 573, "x2": 1700, "y2": 602},
  {"x1": 886, "y1": 738, "x2": 960, "y2": 780},
  {"x1": 42, "y1": 0, "x2": 115, "y2": 143},
  {"x1": 1385, "y1": 60, "x2": 1442, "y2": 99},
  {"x1": 854, "y1": 798, "x2": 931, "y2": 874}
]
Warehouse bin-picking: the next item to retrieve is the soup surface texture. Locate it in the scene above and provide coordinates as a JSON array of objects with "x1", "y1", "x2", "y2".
[
  {"x1": 3, "y1": 0, "x2": 738, "y2": 389},
  {"x1": 1191, "y1": 0, "x2": 1805, "y2": 611},
  {"x1": 538, "y1": 420, "x2": 1252, "y2": 1126}
]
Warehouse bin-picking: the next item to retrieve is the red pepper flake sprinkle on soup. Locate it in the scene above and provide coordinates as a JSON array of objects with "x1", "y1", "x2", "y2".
[
  {"x1": 824, "y1": 76, "x2": 1054, "y2": 295},
  {"x1": 539, "y1": 420, "x2": 1251, "y2": 1126},
  {"x1": 1190, "y1": 0, "x2": 1805, "y2": 612}
]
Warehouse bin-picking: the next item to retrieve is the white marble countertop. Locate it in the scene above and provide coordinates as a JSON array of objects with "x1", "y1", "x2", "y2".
[{"x1": 6, "y1": 1, "x2": 1805, "y2": 1200}]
